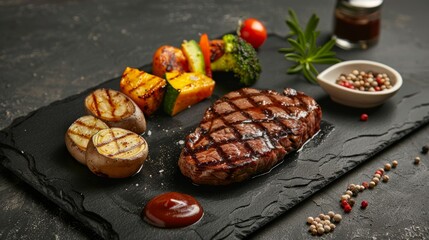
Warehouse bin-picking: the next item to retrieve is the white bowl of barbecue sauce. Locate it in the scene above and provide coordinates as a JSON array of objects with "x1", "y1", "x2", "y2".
[{"x1": 317, "y1": 60, "x2": 402, "y2": 108}]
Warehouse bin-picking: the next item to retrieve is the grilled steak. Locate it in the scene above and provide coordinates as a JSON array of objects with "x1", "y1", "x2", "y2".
[{"x1": 178, "y1": 88, "x2": 322, "y2": 185}]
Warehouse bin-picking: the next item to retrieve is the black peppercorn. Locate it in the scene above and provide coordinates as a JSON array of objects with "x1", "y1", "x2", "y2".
[
  {"x1": 422, "y1": 145, "x2": 429, "y2": 154},
  {"x1": 349, "y1": 198, "x2": 356, "y2": 207}
]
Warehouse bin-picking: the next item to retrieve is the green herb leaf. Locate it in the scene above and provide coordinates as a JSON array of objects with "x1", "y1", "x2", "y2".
[
  {"x1": 285, "y1": 53, "x2": 302, "y2": 62},
  {"x1": 287, "y1": 9, "x2": 300, "y2": 35},
  {"x1": 278, "y1": 47, "x2": 294, "y2": 53},
  {"x1": 280, "y1": 9, "x2": 341, "y2": 84},
  {"x1": 304, "y1": 14, "x2": 319, "y2": 42},
  {"x1": 287, "y1": 38, "x2": 305, "y2": 55},
  {"x1": 287, "y1": 64, "x2": 303, "y2": 74}
]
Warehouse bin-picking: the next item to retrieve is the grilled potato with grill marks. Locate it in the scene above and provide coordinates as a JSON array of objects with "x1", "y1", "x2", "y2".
[
  {"x1": 85, "y1": 88, "x2": 146, "y2": 134},
  {"x1": 86, "y1": 128, "x2": 148, "y2": 178},
  {"x1": 65, "y1": 115, "x2": 109, "y2": 165}
]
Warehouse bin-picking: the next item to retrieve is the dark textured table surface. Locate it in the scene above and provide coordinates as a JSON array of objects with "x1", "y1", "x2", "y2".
[{"x1": 1, "y1": 0, "x2": 428, "y2": 239}]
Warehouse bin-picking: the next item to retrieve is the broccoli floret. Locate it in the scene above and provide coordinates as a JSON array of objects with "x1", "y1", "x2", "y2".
[{"x1": 210, "y1": 34, "x2": 261, "y2": 86}]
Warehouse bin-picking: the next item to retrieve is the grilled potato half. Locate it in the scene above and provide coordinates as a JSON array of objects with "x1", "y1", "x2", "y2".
[
  {"x1": 85, "y1": 88, "x2": 146, "y2": 134},
  {"x1": 86, "y1": 128, "x2": 148, "y2": 178},
  {"x1": 120, "y1": 67, "x2": 166, "y2": 116},
  {"x1": 65, "y1": 115, "x2": 109, "y2": 165}
]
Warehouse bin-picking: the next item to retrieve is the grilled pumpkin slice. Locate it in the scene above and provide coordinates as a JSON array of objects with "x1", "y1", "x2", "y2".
[
  {"x1": 120, "y1": 67, "x2": 167, "y2": 116},
  {"x1": 163, "y1": 71, "x2": 215, "y2": 116}
]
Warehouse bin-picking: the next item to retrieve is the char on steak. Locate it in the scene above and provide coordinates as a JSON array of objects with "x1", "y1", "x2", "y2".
[{"x1": 178, "y1": 88, "x2": 322, "y2": 185}]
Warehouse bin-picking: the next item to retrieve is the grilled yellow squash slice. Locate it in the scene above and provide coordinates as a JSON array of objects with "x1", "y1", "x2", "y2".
[
  {"x1": 163, "y1": 71, "x2": 215, "y2": 116},
  {"x1": 120, "y1": 67, "x2": 167, "y2": 116}
]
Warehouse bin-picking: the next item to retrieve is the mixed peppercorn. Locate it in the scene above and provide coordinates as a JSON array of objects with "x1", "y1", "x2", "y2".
[
  {"x1": 306, "y1": 211, "x2": 342, "y2": 236},
  {"x1": 338, "y1": 161, "x2": 395, "y2": 215},
  {"x1": 306, "y1": 160, "x2": 398, "y2": 236},
  {"x1": 336, "y1": 70, "x2": 392, "y2": 92},
  {"x1": 306, "y1": 143, "x2": 426, "y2": 236}
]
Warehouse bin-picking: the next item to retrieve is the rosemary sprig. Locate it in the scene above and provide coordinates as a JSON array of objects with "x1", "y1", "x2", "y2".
[{"x1": 279, "y1": 9, "x2": 340, "y2": 84}]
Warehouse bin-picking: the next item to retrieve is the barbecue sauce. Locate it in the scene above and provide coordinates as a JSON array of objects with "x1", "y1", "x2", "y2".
[{"x1": 143, "y1": 192, "x2": 203, "y2": 228}]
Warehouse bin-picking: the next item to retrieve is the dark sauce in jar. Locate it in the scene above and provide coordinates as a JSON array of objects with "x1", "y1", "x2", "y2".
[
  {"x1": 334, "y1": 0, "x2": 383, "y2": 49},
  {"x1": 142, "y1": 192, "x2": 203, "y2": 228}
]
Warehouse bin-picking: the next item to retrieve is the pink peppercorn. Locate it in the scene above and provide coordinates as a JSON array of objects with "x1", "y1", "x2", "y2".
[
  {"x1": 340, "y1": 81, "x2": 354, "y2": 89},
  {"x1": 344, "y1": 204, "x2": 352, "y2": 213},
  {"x1": 341, "y1": 199, "x2": 348, "y2": 208},
  {"x1": 375, "y1": 170, "x2": 383, "y2": 176},
  {"x1": 361, "y1": 200, "x2": 369, "y2": 209},
  {"x1": 376, "y1": 77, "x2": 383, "y2": 85},
  {"x1": 360, "y1": 114, "x2": 368, "y2": 121}
]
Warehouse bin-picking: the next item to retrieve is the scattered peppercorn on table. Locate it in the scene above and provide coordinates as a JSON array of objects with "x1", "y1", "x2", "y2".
[{"x1": 1, "y1": 0, "x2": 429, "y2": 239}]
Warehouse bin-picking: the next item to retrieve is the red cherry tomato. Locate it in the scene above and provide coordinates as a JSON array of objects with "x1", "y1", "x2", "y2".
[{"x1": 239, "y1": 18, "x2": 267, "y2": 49}]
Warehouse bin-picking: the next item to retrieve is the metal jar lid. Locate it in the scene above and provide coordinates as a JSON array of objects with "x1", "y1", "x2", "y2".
[{"x1": 337, "y1": 0, "x2": 383, "y2": 15}]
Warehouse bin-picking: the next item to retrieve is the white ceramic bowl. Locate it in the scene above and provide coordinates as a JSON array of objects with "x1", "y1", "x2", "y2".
[{"x1": 317, "y1": 60, "x2": 402, "y2": 108}]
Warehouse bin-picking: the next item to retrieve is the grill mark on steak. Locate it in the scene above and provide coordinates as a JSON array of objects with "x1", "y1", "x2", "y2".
[
  {"x1": 244, "y1": 89, "x2": 294, "y2": 138},
  {"x1": 188, "y1": 103, "x2": 255, "y2": 168},
  {"x1": 231, "y1": 90, "x2": 272, "y2": 130},
  {"x1": 205, "y1": 98, "x2": 257, "y2": 166},
  {"x1": 180, "y1": 88, "x2": 322, "y2": 185},
  {"x1": 185, "y1": 89, "x2": 310, "y2": 165},
  {"x1": 262, "y1": 91, "x2": 303, "y2": 148}
]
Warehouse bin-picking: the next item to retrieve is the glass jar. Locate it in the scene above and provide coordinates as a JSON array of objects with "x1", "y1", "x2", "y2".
[{"x1": 333, "y1": 0, "x2": 383, "y2": 50}]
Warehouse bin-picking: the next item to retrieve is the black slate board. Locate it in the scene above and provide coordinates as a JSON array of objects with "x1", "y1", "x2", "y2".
[{"x1": 1, "y1": 35, "x2": 429, "y2": 239}]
